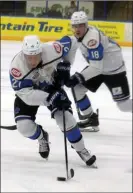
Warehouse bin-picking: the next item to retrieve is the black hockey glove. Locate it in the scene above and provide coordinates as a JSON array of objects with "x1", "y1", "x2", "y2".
[
  {"x1": 47, "y1": 90, "x2": 71, "y2": 110},
  {"x1": 53, "y1": 61, "x2": 71, "y2": 88},
  {"x1": 66, "y1": 72, "x2": 85, "y2": 88}
]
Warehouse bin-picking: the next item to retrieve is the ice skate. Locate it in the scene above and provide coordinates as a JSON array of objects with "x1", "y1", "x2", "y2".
[
  {"x1": 39, "y1": 129, "x2": 50, "y2": 159},
  {"x1": 78, "y1": 109, "x2": 100, "y2": 132},
  {"x1": 76, "y1": 148, "x2": 97, "y2": 168}
]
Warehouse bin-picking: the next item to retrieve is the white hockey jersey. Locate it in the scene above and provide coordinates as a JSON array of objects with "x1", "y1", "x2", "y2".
[
  {"x1": 70, "y1": 25, "x2": 126, "y2": 80},
  {"x1": 10, "y1": 37, "x2": 78, "y2": 106}
]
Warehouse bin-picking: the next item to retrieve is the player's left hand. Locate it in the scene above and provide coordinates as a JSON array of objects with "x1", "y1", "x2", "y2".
[
  {"x1": 53, "y1": 61, "x2": 71, "y2": 87},
  {"x1": 66, "y1": 72, "x2": 85, "y2": 87}
]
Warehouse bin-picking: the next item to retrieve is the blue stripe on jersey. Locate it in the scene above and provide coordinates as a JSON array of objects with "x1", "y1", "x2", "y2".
[
  {"x1": 28, "y1": 125, "x2": 41, "y2": 140},
  {"x1": 77, "y1": 96, "x2": 91, "y2": 111},
  {"x1": 66, "y1": 126, "x2": 81, "y2": 143},
  {"x1": 10, "y1": 74, "x2": 33, "y2": 91},
  {"x1": 58, "y1": 36, "x2": 71, "y2": 57},
  {"x1": 87, "y1": 43, "x2": 104, "y2": 61}
]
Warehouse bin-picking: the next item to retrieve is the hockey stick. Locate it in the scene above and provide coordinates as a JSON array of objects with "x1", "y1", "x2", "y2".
[
  {"x1": 20, "y1": 56, "x2": 63, "y2": 81},
  {"x1": 57, "y1": 108, "x2": 74, "y2": 181},
  {"x1": 0, "y1": 125, "x2": 17, "y2": 130}
]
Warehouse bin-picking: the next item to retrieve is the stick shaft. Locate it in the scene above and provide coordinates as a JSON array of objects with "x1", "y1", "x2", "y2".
[{"x1": 62, "y1": 109, "x2": 69, "y2": 179}]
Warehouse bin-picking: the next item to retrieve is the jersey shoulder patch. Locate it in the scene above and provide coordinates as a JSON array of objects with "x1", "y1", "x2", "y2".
[
  {"x1": 87, "y1": 39, "x2": 98, "y2": 49},
  {"x1": 86, "y1": 36, "x2": 100, "y2": 49},
  {"x1": 58, "y1": 36, "x2": 72, "y2": 57},
  {"x1": 10, "y1": 68, "x2": 22, "y2": 78},
  {"x1": 84, "y1": 28, "x2": 100, "y2": 49},
  {"x1": 53, "y1": 42, "x2": 62, "y2": 54},
  {"x1": 10, "y1": 53, "x2": 24, "y2": 80}
]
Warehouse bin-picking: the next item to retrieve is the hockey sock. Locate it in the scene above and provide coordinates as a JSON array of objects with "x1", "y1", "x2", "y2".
[
  {"x1": 28, "y1": 125, "x2": 43, "y2": 140},
  {"x1": 77, "y1": 94, "x2": 93, "y2": 116},
  {"x1": 66, "y1": 125, "x2": 85, "y2": 151}
]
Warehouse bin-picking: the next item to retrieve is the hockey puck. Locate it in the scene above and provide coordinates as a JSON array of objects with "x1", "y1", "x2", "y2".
[{"x1": 57, "y1": 177, "x2": 66, "y2": 181}]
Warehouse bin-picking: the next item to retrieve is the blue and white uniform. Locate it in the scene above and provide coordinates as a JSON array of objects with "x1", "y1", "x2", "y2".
[
  {"x1": 77, "y1": 26, "x2": 125, "y2": 80},
  {"x1": 68, "y1": 10, "x2": 131, "y2": 116},
  {"x1": 10, "y1": 38, "x2": 78, "y2": 106},
  {"x1": 9, "y1": 36, "x2": 96, "y2": 165}
]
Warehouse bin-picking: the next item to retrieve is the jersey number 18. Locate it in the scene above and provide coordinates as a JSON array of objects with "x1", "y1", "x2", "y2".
[{"x1": 91, "y1": 50, "x2": 100, "y2": 59}]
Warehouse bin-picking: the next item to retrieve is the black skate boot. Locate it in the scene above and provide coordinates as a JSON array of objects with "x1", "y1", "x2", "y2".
[
  {"x1": 76, "y1": 148, "x2": 97, "y2": 168},
  {"x1": 39, "y1": 129, "x2": 50, "y2": 159},
  {"x1": 78, "y1": 109, "x2": 100, "y2": 132}
]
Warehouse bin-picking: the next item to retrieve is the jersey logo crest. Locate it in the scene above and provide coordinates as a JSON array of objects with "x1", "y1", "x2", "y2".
[
  {"x1": 53, "y1": 42, "x2": 62, "y2": 53},
  {"x1": 32, "y1": 70, "x2": 39, "y2": 80},
  {"x1": 112, "y1": 87, "x2": 123, "y2": 96},
  {"x1": 11, "y1": 68, "x2": 22, "y2": 78},
  {"x1": 88, "y1": 39, "x2": 97, "y2": 48}
]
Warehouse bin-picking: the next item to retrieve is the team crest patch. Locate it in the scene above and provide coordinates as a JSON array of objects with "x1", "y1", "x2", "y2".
[
  {"x1": 88, "y1": 39, "x2": 97, "y2": 48},
  {"x1": 32, "y1": 71, "x2": 39, "y2": 79},
  {"x1": 112, "y1": 87, "x2": 123, "y2": 96},
  {"x1": 53, "y1": 42, "x2": 62, "y2": 53},
  {"x1": 11, "y1": 68, "x2": 22, "y2": 78}
]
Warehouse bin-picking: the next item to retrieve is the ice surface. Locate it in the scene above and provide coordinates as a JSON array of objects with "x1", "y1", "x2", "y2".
[{"x1": 1, "y1": 41, "x2": 132, "y2": 192}]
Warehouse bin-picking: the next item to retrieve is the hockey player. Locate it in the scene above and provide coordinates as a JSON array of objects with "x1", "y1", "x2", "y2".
[
  {"x1": 58, "y1": 36, "x2": 99, "y2": 133},
  {"x1": 65, "y1": 11, "x2": 132, "y2": 123},
  {"x1": 9, "y1": 35, "x2": 96, "y2": 166}
]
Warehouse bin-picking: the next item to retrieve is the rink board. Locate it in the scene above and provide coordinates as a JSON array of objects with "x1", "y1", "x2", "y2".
[{"x1": 1, "y1": 16, "x2": 132, "y2": 47}]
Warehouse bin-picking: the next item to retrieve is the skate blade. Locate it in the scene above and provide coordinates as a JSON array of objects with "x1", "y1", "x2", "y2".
[
  {"x1": 88, "y1": 163, "x2": 98, "y2": 169},
  {"x1": 80, "y1": 126, "x2": 100, "y2": 132}
]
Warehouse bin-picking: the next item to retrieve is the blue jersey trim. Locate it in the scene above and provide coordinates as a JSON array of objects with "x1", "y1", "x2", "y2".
[
  {"x1": 87, "y1": 43, "x2": 104, "y2": 61},
  {"x1": 58, "y1": 36, "x2": 72, "y2": 57},
  {"x1": 10, "y1": 74, "x2": 33, "y2": 91}
]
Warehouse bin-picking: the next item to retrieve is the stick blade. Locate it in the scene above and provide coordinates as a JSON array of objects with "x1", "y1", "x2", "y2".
[
  {"x1": 70, "y1": 168, "x2": 74, "y2": 178},
  {"x1": 0, "y1": 125, "x2": 17, "y2": 130}
]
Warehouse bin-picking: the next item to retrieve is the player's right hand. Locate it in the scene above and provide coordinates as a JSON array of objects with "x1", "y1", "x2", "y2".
[{"x1": 47, "y1": 90, "x2": 71, "y2": 110}]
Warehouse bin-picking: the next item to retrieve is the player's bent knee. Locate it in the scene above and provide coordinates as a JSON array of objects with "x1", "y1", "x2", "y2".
[
  {"x1": 54, "y1": 110, "x2": 77, "y2": 132},
  {"x1": 116, "y1": 98, "x2": 132, "y2": 112},
  {"x1": 66, "y1": 125, "x2": 82, "y2": 143},
  {"x1": 54, "y1": 110, "x2": 82, "y2": 144},
  {"x1": 17, "y1": 119, "x2": 37, "y2": 138},
  {"x1": 74, "y1": 84, "x2": 88, "y2": 100}
]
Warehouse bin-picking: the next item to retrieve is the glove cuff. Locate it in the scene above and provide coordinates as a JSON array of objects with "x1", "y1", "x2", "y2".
[
  {"x1": 75, "y1": 72, "x2": 85, "y2": 84},
  {"x1": 47, "y1": 91, "x2": 60, "y2": 104}
]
